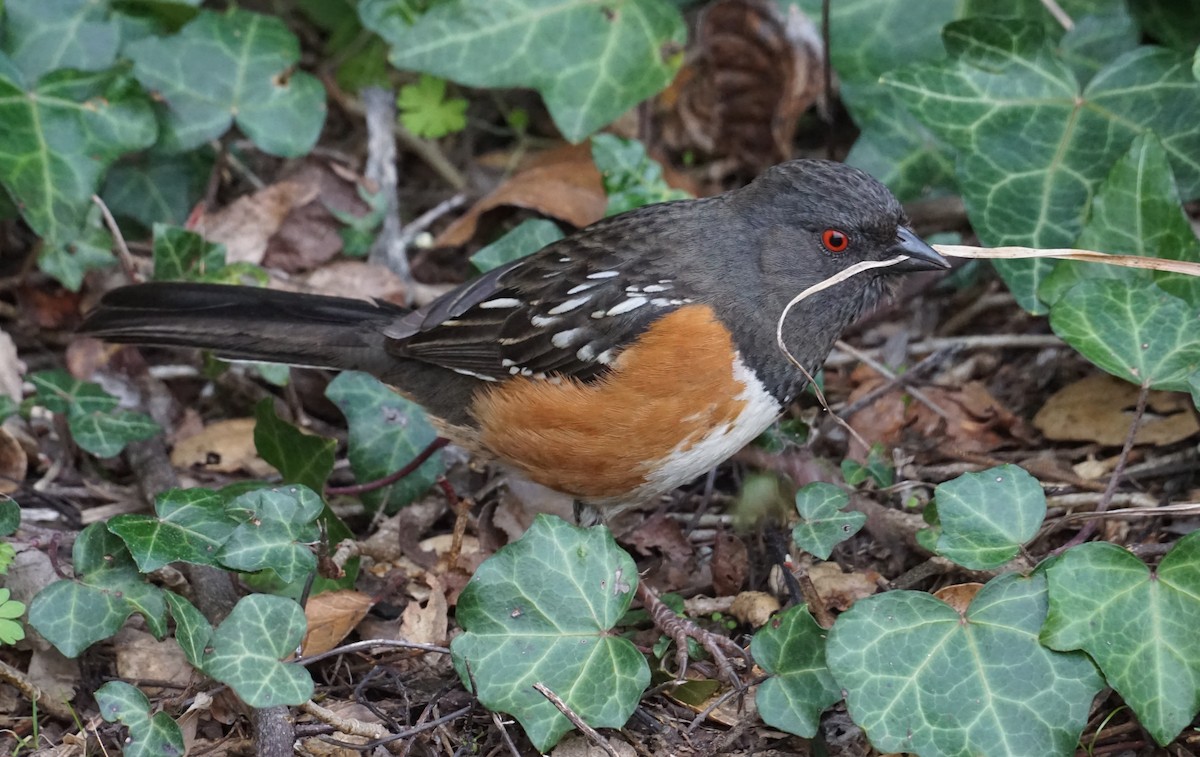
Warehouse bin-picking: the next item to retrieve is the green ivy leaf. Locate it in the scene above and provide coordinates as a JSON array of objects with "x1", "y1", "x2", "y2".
[
  {"x1": 37, "y1": 206, "x2": 117, "y2": 290},
  {"x1": 1, "y1": 0, "x2": 120, "y2": 82},
  {"x1": 325, "y1": 371, "x2": 444, "y2": 512},
  {"x1": 126, "y1": 8, "x2": 326, "y2": 156},
  {"x1": 102, "y1": 150, "x2": 214, "y2": 230},
  {"x1": 397, "y1": 74, "x2": 467, "y2": 138},
  {"x1": 96, "y1": 681, "x2": 185, "y2": 757},
  {"x1": 839, "y1": 443, "x2": 893, "y2": 488},
  {"x1": 1057, "y1": 11, "x2": 1139, "y2": 84},
  {"x1": 1042, "y1": 534, "x2": 1200, "y2": 746},
  {"x1": 29, "y1": 370, "x2": 119, "y2": 415},
  {"x1": 0, "y1": 498, "x2": 19, "y2": 536},
  {"x1": 0, "y1": 66, "x2": 156, "y2": 253},
  {"x1": 217, "y1": 486, "x2": 322, "y2": 583},
  {"x1": 164, "y1": 591, "x2": 212, "y2": 669},
  {"x1": 363, "y1": 0, "x2": 685, "y2": 143},
  {"x1": 108, "y1": 488, "x2": 240, "y2": 574},
  {"x1": 67, "y1": 407, "x2": 160, "y2": 458},
  {"x1": 451, "y1": 515, "x2": 649, "y2": 751},
  {"x1": 28, "y1": 523, "x2": 167, "y2": 657},
  {"x1": 1039, "y1": 133, "x2": 1200, "y2": 309},
  {"x1": 471, "y1": 218, "x2": 564, "y2": 273},
  {"x1": 151, "y1": 224, "x2": 227, "y2": 281},
  {"x1": 884, "y1": 19, "x2": 1200, "y2": 313},
  {"x1": 827, "y1": 573, "x2": 1103, "y2": 757},
  {"x1": 932, "y1": 464, "x2": 1046, "y2": 570},
  {"x1": 1050, "y1": 279, "x2": 1200, "y2": 392},
  {"x1": 750, "y1": 605, "x2": 841, "y2": 737},
  {"x1": 791, "y1": 483, "x2": 865, "y2": 560},
  {"x1": 790, "y1": 0, "x2": 960, "y2": 200},
  {"x1": 200, "y1": 594, "x2": 313, "y2": 707},
  {"x1": 253, "y1": 399, "x2": 335, "y2": 494}
]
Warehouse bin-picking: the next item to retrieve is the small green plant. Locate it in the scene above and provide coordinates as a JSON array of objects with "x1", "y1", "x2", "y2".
[{"x1": 397, "y1": 74, "x2": 469, "y2": 138}]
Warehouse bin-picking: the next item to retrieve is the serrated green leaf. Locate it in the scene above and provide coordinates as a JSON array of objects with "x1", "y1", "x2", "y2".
[
  {"x1": 791, "y1": 482, "x2": 865, "y2": 560},
  {"x1": 451, "y1": 515, "x2": 649, "y2": 751},
  {"x1": 126, "y1": 8, "x2": 326, "y2": 156},
  {"x1": 96, "y1": 681, "x2": 185, "y2": 757},
  {"x1": 325, "y1": 371, "x2": 444, "y2": 512},
  {"x1": 932, "y1": 464, "x2": 1045, "y2": 570},
  {"x1": 1, "y1": 0, "x2": 120, "y2": 82},
  {"x1": 591, "y1": 134, "x2": 690, "y2": 215},
  {"x1": 0, "y1": 67, "x2": 156, "y2": 251},
  {"x1": 363, "y1": 0, "x2": 685, "y2": 143},
  {"x1": 1050, "y1": 278, "x2": 1200, "y2": 391},
  {"x1": 200, "y1": 594, "x2": 313, "y2": 707},
  {"x1": 827, "y1": 573, "x2": 1103, "y2": 757},
  {"x1": 1042, "y1": 534, "x2": 1200, "y2": 746},
  {"x1": 28, "y1": 523, "x2": 166, "y2": 657},
  {"x1": 471, "y1": 218, "x2": 564, "y2": 273},
  {"x1": 750, "y1": 605, "x2": 840, "y2": 737},
  {"x1": 253, "y1": 399, "x2": 335, "y2": 494},
  {"x1": 0, "y1": 588, "x2": 27, "y2": 645},
  {"x1": 397, "y1": 74, "x2": 467, "y2": 138},
  {"x1": 884, "y1": 19, "x2": 1200, "y2": 313},
  {"x1": 68, "y1": 407, "x2": 161, "y2": 458}
]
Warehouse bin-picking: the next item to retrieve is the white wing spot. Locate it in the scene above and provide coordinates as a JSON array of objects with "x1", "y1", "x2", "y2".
[
  {"x1": 567, "y1": 281, "x2": 599, "y2": 295},
  {"x1": 606, "y1": 297, "x2": 647, "y2": 316},
  {"x1": 548, "y1": 295, "x2": 592, "y2": 315},
  {"x1": 596, "y1": 349, "x2": 616, "y2": 364},
  {"x1": 551, "y1": 328, "x2": 586, "y2": 348},
  {"x1": 587, "y1": 270, "x2": 620, "y2": 279},
  {"x1": 642, "y1": 284, "x2": 668, "y2": 293},
  {"x1": 590, "y1": 310, "x2": 606, "y2": 319},
  {"x1": 531, "y1": 315, "x2": 559, "y2": 327},
  {"x1": 577, "y1": 344, "x2": 596, "y2": 362},
  {"x1": 450, "y1": 367, "x2": 498, "y2": 381},
  {"x1": 479, "y1": 297, "x2": 521, "y2": 309}
]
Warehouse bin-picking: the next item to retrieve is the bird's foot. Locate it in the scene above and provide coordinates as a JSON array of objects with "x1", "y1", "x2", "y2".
[{"x1": 637, "y1": 582, "x2": 750, "y2": 686}]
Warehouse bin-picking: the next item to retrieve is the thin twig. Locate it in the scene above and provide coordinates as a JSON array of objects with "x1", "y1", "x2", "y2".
[
  {"x1": 295, "y1": 637, "x2": 451, "y2": 667},
  {"x1": 824, "y1": 334, "x2": 1064, "y2": 366},
  {"x1": 532, "y1": 683, "x2": 620, "y2": 757},
  {"x1": 1054, "y1": 382, "x2": 1150, "y2": 553},
  {"x1": 1038, "y1": 0, "x2": 1074, "y2": 29},
  {"x1": 833, "y1": 339, "x2": 952, "y2": 421},
  {"x1": 396, "y1": 192, "x2": 468, "y2": 252},
  {"x1": 91, "y1": 195, "x2": 139, "y2": 283}
]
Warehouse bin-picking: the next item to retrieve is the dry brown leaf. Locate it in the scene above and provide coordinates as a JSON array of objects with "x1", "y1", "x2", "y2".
[
  {"x1": 934, "y1": 583, "x2": 984, "y2": 615},
  {"x1": 1034, "y1": 373, "x2": 1199, "y2": 446},
  {"x1": 263, "y1": 161, "x2": 370, "y2": 273},
  {"x1": 114, "y1": 627, "x2": 194, "y2": 694},
  {"x1": 302, "y1": 590, "x2": 377, "y2": 656},
  {"x1": 196, "y1": 179, "x2": 320, "y2": 265},
  {"x1": 808, "y1": 561, "x2": 881, "y2": 611},
  {"x1": 728, "y1": 590, "x2": 781, "y2": 628},
  {"x1": 17, "y1": 284, "x2": 82, "y2": 331},
  {"x1": 398, "y1": 573, "x2": 449, "y2": 646},
  {"x1": 170, "y1": 417, "x2": 275, "y2": 477},
  {"x1": 435, "y1": 145, "x2": 605, "y2": 247}
]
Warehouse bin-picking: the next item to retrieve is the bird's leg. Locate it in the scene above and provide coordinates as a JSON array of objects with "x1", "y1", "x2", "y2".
[{"x1": 636, "y1": 580, "x2": 750, "y2": 685}]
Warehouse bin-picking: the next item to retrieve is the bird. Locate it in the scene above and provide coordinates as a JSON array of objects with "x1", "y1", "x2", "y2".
[
  {"x1": 81, "y1": 159, "x2": 945, "y2": 508},
  {"x1": 80, "y1": 159, "x2": 947, "y2": 679}
]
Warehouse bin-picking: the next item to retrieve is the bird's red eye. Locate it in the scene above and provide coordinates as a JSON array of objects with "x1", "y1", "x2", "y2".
[{"x1": 822, "y1": 229, "x2": 850, "y2": 253}]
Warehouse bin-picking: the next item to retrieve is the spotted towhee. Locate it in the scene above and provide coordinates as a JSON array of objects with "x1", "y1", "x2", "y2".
[{"x1": 80, "y1": 159, "x2": 948, "y2": 512}]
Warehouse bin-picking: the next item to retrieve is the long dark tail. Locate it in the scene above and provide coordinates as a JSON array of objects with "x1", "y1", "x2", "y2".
[{"x1": 79, "y1": 282, "x2": 410, "y2": 375}]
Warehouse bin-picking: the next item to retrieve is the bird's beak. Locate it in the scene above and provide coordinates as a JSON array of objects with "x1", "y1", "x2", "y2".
[{"x1": 889, "y1": 227, "x2": 950, "y2": 271}]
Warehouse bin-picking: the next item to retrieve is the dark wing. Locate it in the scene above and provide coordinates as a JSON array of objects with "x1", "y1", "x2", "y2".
[{"x1": 383, "y1": 207, "x2": 697, "y2": 382}]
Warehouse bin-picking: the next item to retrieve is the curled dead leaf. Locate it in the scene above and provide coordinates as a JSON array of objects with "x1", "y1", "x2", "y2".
[
  {"x1": 302, "y1": 590, "x2": 377, "y2": 657},
  {"x1": 170, "y1": 418, "x2": 275, "y2": 477},
  {"x1": 196, "y1": 179, "x2": 320, "y2": 265}
]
